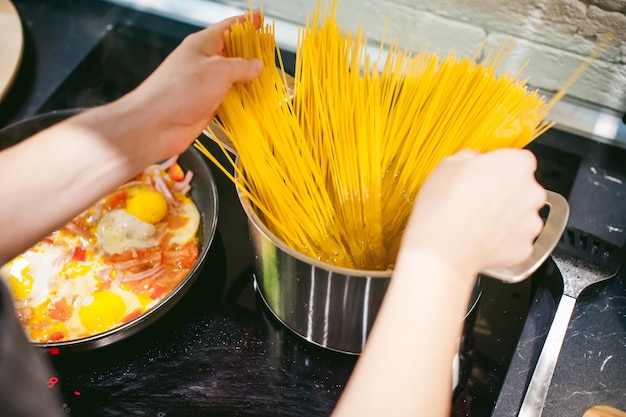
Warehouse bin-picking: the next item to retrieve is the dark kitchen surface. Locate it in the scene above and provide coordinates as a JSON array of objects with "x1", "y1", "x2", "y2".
[{"x1": 2, "y1": 1, "x2": 625, "y2": 416}]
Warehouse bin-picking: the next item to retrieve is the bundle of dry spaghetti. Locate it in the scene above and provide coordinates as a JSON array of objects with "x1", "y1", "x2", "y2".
[{"x1": 195, "y1": 0, "x2": 602, "y2": 271}]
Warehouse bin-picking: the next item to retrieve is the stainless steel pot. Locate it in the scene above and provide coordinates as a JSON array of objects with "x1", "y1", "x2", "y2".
[
  {"x1": 236, "y1": 183, "x2": 569, "y2": 355},
  {"x1": 204, "y1": 66, "x2": 570, "y2": 354}
]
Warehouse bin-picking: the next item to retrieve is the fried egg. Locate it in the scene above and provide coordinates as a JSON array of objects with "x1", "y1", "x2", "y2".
[
  {"x1": 1, "y1": 241, "x2": 72, "y2": 307},
  {"x1": 0, "y1": 237, "x2": 157, "y2": 341},
  {"x1": 97, "y1": 209, "x2": 161, "y2": 254},
  {"x1": 170, "y1": 198, "x2": 201, "y2": 246},
  {"x1": 68, "y1": 286, "x2": 153, "y2": 336}
]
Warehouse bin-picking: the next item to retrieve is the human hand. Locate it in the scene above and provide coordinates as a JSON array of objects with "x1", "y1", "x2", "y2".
[
  {"x1": 334, "y1": 148, "x2": 545, "y2": 417},
  {"x1": 123, "y1": 12, "x2": 264, "y2": 161},
  {"x1": 400, "y1": 148, "x2": 546, "y2": 278}
]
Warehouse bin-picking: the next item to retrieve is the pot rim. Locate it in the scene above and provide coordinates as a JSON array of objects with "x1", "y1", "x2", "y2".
[{"x1": 237, "y1": 184, "x2": 404, "y2": 279}]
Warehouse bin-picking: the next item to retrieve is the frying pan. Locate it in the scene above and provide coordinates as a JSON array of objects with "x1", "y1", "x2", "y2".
[{"x1": 0, "y1": 109, "x2": 219, "y2": 352}]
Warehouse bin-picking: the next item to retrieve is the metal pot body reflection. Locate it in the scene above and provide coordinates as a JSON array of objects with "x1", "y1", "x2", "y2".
[{"x1": 237, "y1": 187, "x2": 481, "y2": 356}]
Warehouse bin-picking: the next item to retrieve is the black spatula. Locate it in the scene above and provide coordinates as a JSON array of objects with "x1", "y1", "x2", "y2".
[{"x1": 518, "y1": 227, "x2": 624, "y2": 417}]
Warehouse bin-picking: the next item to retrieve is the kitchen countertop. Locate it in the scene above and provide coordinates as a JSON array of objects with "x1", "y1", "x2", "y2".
[{"x1": 2, "y1": 1, "x2": 625, "y2": 416}]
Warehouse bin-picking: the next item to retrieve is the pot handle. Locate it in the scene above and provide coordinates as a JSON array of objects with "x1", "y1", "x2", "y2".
[{"x1": 480, "y1": 190, "x2": 569, "y2": 283}]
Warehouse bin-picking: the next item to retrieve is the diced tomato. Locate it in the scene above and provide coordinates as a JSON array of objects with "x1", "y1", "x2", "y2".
[
  {"x1": 103, "y1": 248, "x2": 145, "y2": 264},
  {"x1": 42, "y1": 238, "x2": 54, "y2": 245},
  {"x1": 48, "y1": 299, "x2": 73, "y2": 322},
  {"x1": 120, "y1": 280, "x2": 143, "y2": 294},
  {"x1": 72, "y1": 246, "x2": 86, "y2": 262},
  {"x1": 121, "y1": 309, "x2": 143, "y2": 323},
  {"x1": 47, "y1": 331, "x2": 66, "y2": 342},
  {"x1": 107, "y1": 191, "x2": 127, "y2": 209},
  {"x1": 148, "y1": 283, "x2": 168, "y2": 300},
  {"x1": 168, "y1": 163, "x2": 185, "y2": 182},
  {"x1": 182, "y1": 243, "x2": 199, "y2": 268},
  {"x1": 162, "y1": 242, "x2": 198, "y2": 269}
]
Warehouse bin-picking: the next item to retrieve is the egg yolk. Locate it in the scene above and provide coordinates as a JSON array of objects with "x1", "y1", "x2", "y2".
[
  {"x1": 8, "y1": 273, "x2": 32, "y2": 299},
  {"x1": 6, "y1": 258, "x2": 33, "y2": 299},
  {"x1": 125, "y1": 190, "x2": 168, "y2": 224},
  {"x1": 78, "y1": 291, "x2": 126, "y2": 333},
  {"x1": 136, "y1": 292, "x2": 154, "y2": 308}
]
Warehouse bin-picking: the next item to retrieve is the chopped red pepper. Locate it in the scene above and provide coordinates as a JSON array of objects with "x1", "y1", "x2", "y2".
[
  {"x1": 48, "y1": 299, "x2": 73, "y2": 322},
  {"x1": 107, "y1": 191, "x2": 127, "y2": 209},
  {"x1": 47, "y1": 331, "x2": 66, "y2": 342},
  {"x1": 149, "y1": 283, "x2": 167, "y2": 300},
  {"x1": 121, "y1": 309, "x2": 143, "y2": 323},
  {"x1": 72, "y1": 247, "x2": 86, "y2": 262},
  {"x1": 42, "y1": 238, "x2": 54, "y2": 245},
  {"x1": 168, "y1": 163, "x2": 185, "y2": 182}
]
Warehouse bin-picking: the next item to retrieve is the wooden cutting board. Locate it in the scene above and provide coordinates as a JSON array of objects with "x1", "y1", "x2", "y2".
[
  {"x1": 584, "y1": 405, "x2": 626, "y2": 417},
  {"x1": 0, "y1": 0, "x2": 23, "y2": 102}
]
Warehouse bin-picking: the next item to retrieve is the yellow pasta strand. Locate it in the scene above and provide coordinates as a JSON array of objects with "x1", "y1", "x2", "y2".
[{"x1": 194, "y1": 0, "x2": 606, "y2": 271}]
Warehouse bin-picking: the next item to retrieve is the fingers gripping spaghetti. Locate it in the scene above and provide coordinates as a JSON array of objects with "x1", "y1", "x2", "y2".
[{"x1": 195, "y1": 0, "x2": 605, "y2": 271}]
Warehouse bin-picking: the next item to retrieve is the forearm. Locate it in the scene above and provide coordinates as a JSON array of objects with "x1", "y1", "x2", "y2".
[
  {"x1": 0, "y1": 13, "x2": 265, "y2": 265},
  {"x1": 332, "y1": 250, "x2": 476, "y2": 417},
  {"x1": 0, "y1": 95, "x2": 162, "y2": 264}
]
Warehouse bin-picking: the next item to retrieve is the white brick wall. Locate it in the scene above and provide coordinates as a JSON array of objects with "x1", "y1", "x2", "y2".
[{"x1": 247, "y1": 0, "x2": 626, "y2": 113}]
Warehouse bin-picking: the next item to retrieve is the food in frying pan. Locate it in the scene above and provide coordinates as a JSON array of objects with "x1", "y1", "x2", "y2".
[
  {"x1": 197, "y1": 0, "x2": 607, "y2": 271},
  {"x1": 0, "y1": 157, "x2": 200, "y2": 343}
]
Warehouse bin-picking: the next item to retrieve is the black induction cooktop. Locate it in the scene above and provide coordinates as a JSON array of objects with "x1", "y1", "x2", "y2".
[{"x1": 20, "y1": 9, "x2": 625, "y2": 417}]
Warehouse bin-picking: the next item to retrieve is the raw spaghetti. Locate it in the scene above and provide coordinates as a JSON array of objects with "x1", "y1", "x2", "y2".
[{"x1": 195, "y1": 0, "x2": 607, "y2": 271}]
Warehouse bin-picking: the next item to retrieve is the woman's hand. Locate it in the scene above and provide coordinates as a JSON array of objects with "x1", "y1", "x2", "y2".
[
  {"x1": 0, "y1": 14, "x2": 263, "y2": 263},
  {"x1": 121, "y1": 12, "x2": 264, "y2": 161},
  {"x1": 402, "y1": 148, "x2": 546, "y2": 278},
  {"x1": 333, "y1": 148, "x2": 546, "y2": 417}
]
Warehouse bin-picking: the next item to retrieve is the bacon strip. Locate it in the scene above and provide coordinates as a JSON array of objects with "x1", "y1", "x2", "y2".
[
  {"x1": 157, "y1": 155, "x2": 179, "y2": 170},
  {"x1": 153, "y1": 173, "x2": 174, "y2": 202},
  {"x1": 113, "y1": 253, "x2": 161, "y2": 270},
  {"x1": 64, "y1": 222, "x2": 92, "y2": 240},
  {"x1": 122, "y1": 264, "x2": 166, "y2": 282}
]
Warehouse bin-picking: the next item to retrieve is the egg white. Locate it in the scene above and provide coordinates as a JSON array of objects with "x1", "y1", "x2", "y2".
[
  {"x1": 97, "y1": 209, "x2": 161, "y2": 254},
  {"x1": 3, "y1": 241, "x2": 71, "y2": 307},
  {"x1": 170, "y1": 200, "x2": 200, "y2": 246}
]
